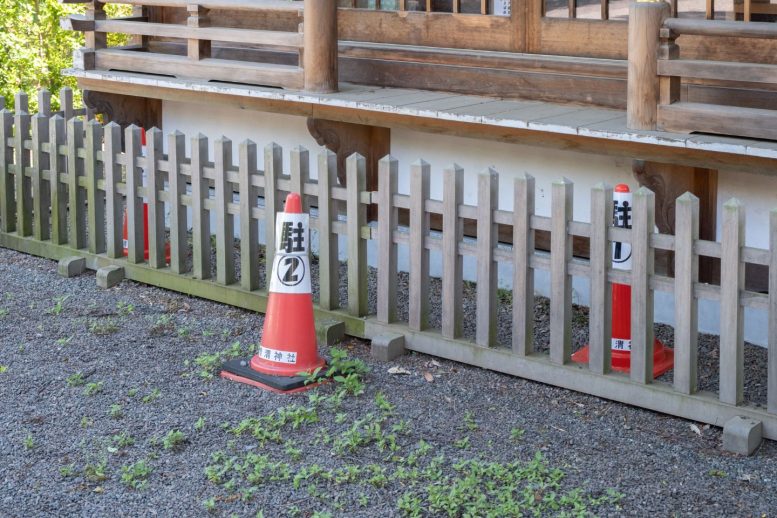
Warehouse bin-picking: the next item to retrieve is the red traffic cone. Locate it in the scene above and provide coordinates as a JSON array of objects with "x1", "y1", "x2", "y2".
[
  {"x1": 572, "y1": 184, "x2": 674, "y2": 377},
  {"x1": 122, "y1": 203, "x2": 171, "y2": 263},
  {"x1": 221, "y1": 192, "x2": 326, "y2": 393}
]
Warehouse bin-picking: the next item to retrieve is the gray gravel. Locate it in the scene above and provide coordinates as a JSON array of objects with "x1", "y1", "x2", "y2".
[{"x1": 2, "y1": 245, "x2": 777, "y2": 517}]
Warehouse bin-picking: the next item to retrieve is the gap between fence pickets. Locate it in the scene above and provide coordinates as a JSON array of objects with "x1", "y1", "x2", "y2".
[{"x1": 1, "y1": 98, "x2": 777, "y2": 430}]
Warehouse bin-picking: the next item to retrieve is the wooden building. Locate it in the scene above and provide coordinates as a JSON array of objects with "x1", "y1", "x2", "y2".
[{"x1": 62, "y1": 0, "x2": 777, "y2": 344}]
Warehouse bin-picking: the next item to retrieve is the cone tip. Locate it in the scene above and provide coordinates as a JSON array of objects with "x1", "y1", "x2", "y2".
[{"x1": 284, "y1": 192, "x2": 302, "y2": 214}]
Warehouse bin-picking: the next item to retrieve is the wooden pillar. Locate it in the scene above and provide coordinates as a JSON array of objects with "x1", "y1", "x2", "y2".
[
  {"x1": 303, "y1": 0, "x2": 338, "y2": 93},
  {"x1": 627, "y1": 0, "x2": 670, "y2": 130},
  {"x1": 187, "y1": 4, "x2": 211, "y2": 60}
]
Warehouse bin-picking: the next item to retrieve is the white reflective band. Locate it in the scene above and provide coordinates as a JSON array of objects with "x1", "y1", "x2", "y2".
[
  {"x1": 611, "y1": 338, "x2": 632, "y2": 351},
  {"x1": 269, "y1": 211, "x2": 311, "y2": 294},
  {"x1": 257, "y1": 345, "x2": 298, "y2": 365},
  {"x1": 122, "y1": 239, "x2": 128, "y2": 249},
  {"x1": 612, "y1": 191, "x2": 633, "y2": 271}
]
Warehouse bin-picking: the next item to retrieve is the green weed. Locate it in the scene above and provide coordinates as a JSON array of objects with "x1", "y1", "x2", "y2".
[
  {"x1": 66, "y1": 372, "x2": 86, "y2": 387},
  {"x1": 121, "y1": 460, "x2": 152, "y2": 490},
  {"x1": 109, "y1": 404, "x2": 123, "y2": 419},
  {"x1": 83, "y1": 381, "x2": 104, "y2": 396},
  {"x1": 162, "y1": 429, "x2": 187, "y2": 450},
  {"x1": 141, "y1": 388, "x2": 161, "y2": 404},
  {"x1": 47, "y1": 295, "x2": 69, "y2": 316}
]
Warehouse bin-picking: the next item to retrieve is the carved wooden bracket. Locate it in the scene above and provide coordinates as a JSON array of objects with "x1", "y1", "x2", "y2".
[{"x1": 83, "y1": 90, "x2": 162, "y2": 134}]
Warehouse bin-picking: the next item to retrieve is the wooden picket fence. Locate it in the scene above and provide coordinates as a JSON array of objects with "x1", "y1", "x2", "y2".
[{"x1": 2, "y1": 89, "x2": 777, "y2": 439}]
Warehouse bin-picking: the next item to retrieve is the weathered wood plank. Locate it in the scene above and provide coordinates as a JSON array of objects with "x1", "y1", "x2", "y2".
[
  {"x1": 264, "y1": 143, "x2": 282, "y2": 285},
  {"x1": 37, "y1": 89, "x2": 51, "y2": 117},
  {"x1": 476, "y1": 168, "x2": 498, "y2": 348},
  {"x1": 674, "y1": 192, "x2": 699, "y2": 395},
  {"x1": 104, "y1": 122, "x2": 123, "y2": 258},
  {"x1": 59, "y1": 88, "x2": 74, "y2": 122},
  {"x1": 191, "y1": 134, "x2": 211, "y2": 279},
  {"x1": 409, "y1": 159, "x2": 430, "y2": 331},
  {"x1": 442, "y1": 164, "x2": 463, "y2": 340},
  {"x1": 67, "y1": 118, "x2": 86, "y2": 249},
  {"x1": 588, "y1": 183, "x2": 612, "y2": 375},
  {"x1": 377, "y1": 155, "x2": 398, "y2": 324},
  {"x1": 317, "y1": 149, "x2": 340, "y2": 310},
  {"x1": 770, "y1": 209, "x2": 777, "y2": 414},
  {"x1": 14, "y1": 105, "x2": 32, "y2": 237},
  {"x1": 214, "y1": 138, "x2": 235, "y2": 285},
  {"x1": 550, "y1": 178, "x2": 573, "y2": 364},
  {"x1": 31, "y1": 114, "x2": 51, "y2": 241},
  {"x1": 658, "y1": 102, "x2": 777, "y2": 141},
  {"x1": 512, "y1": 173, "x2": 535, "y2": 355},
  {"x1": 146, "y1": 128, "x2": 166, "y2": 268},
  {"x1": 630, "y1": 187, "x2": 656, "y2": 384},
  {"x1": 0, "y1": 110, "x2": 13, "y2": 233},
  {"x1": 85, "y1": 120, "x2": 105, "y2": 254},
  {"x1": 720, "y1": 198, "x2": 745, "y2": 406},
  {"x1": 289, "y1": 146, "x2": 308, "y2": 211},
  {"x1": 167, "y1": 131, "x2": 188, "y2": 273},
  {"x1": 124, "y1": 125, "x2": 143, "y2": 263},
  {"x1": 239, "y1": 140, "x2": 259, "y2": 291},
  {"x1": 48, "y1": 115, "x2": 67, "y2": 244},
  {"x1": 658, "y1": 59, "x2": 777, "y2": 85},
  {"x1": 346, "y1": 153, "x2": 368, "y2": 317}
]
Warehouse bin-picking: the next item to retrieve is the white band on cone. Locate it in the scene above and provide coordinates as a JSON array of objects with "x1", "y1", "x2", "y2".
[{"x1": 268, "y1": 213, "x2": 312, "y2": 295}]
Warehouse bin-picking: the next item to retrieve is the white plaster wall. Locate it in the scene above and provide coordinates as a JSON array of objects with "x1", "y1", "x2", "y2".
[{"x1": 162, "y1": 100, "x2": 773, "y2": 346}]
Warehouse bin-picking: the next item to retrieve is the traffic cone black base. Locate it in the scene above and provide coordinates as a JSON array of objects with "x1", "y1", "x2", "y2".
[{"x1": 220, "y1": 359, "x2": 325, "y2": 394}]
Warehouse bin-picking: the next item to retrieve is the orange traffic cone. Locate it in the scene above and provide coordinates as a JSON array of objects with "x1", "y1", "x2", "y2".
[
  {"x1": 221, "y1": 192, "x2": 326, "y2": 393},
  {"x1": 572, "y1": 184, "x2": 674, "y2": 377}
]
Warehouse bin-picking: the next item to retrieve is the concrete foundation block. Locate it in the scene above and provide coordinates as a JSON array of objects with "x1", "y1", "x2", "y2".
[
  {"x1": 96, "y1": 266, "x2": 125, "y2": 289},
  {"x1": 723, "y1": 416, "x2": 763, "y2": 456},
  {"x1": 371, "y1": 333, "x2": 406, "y2": 362},
  {"x1": 57, "y1": 256, "x2": 86, "y2": 278},
  {"x1": 316, "y1": 319, "x2": 345, "y2": 347}
]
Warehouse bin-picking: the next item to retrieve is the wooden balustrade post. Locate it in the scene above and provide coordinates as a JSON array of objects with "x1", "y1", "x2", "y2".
[
  {"x1": 187, "y1": 4, "x2": 211, "y2": 60},
  {"x1": 303, "y1": 0, "x2": 338, "y2": 93},
  {"x1": 627, "y1": 0, "x2": 670, "y2": 130}
]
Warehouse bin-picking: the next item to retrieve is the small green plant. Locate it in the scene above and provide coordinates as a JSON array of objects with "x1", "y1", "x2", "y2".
[
  {"x1": 708, "y1": 469, "x2": 727, "y2": 478},
  {"x1": 81, "y1": 416, "x2": 93, "y2": 428},
  {"x1": 150, "y1": 314, "x2": 174, "y2": 335},
  {"x1": 66, "y1": 372, "x2": 86, "y2": 387},
  {"x1": 59, "y1": 464, "x2": 77, "y2": 478},
  {"x1": 463, "y1": 411, "x2": 478, "y2": 431},
  {"x1": 127, "y1": 387, "x2": 139, "y2": 397},
  {"x1": 89, "y1": 318, "x2": 119, "y2": 336},
  {"x1": 203, "y1": 497, "x2": 217, "y2": 513},
  {"x1": 83, "y1": 381, "x2": 104, "y2": 396},
  {"x1": 121, "y1": 460, "x2": 152, "y2": 490},
  {"x1": 55, "y1": 336, "x2": 73, "y2": 346},
  {"x1": 141, "y1": 388, "x2": 161, "y2": 404},
  {"x1": 0, "y1": 365, "x2": 7, "y2": 374},
  {"x1": 374, "y1": 392, "x2": 395, "y2": 414},
  {"x1": 109, "y1": 404, "x2": 123, "y2": 419},
  {"x1": 195, "y1": 417, "x2": 206, "y2": 432},
  {"x1": 116, "y1": 301, "x2": 135, "y2": 316},
  {"x1": 162, "y1": 429, "x2": 187, "y2": 450},
  {"x1": 510, "y1": 427, "x2": 525, "y2": 441},
  {"x1": 23, "y1": 434, "x2": 35, "y2": 450},
  {"x1": 84, "y1": 460, "x2": 109, "y2": 482},
  {"x1": 47, "y1": 295, "x2": 69, "y2": 316},
  {"x1": 177, "y1": 326, "x2": 191, "y2": 339},
  {"x1": 454, "y1": 436, "x2": 471, "y2": 450},
  {"x1": 0, "y1": 308, "x2": 8, "y2": 317},
  {"x1": 112, "y1": 432, "x2": 135, "y2": 449}
]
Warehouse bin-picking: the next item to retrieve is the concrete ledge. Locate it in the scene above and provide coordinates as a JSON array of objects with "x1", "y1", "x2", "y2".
[
  {"x1": 723, "y1": 416, "x2": 763, "y2": 455},
  {"x1": 316, "y1": 319, "x2": 345, "y2": 347},
  {"x1": 371, "y1": 333, "x2": 406, "y2": 362},
  {"x1": 97, "y1": 265, "x2": 125, "y2": 289},
  {"x1": 57, "y1": 256, "x2": 86, "y2": 278}
]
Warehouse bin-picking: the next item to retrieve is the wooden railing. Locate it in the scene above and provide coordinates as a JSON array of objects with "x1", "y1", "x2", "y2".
[
  {"x1": 61, "y1": 0, "x2": 338, "y2": 92},
  {"x1": 625, "y1": 1, "x2": 777, "y2": 140},
  {"x1": 2, "y1": 88, "x2": 777, "y2": 438}
]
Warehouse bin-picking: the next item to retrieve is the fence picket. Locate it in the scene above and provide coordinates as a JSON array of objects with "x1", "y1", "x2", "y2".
[
  {"x1": 37, "y1": 89, "x2": 51, "y2": 117},
  {"x1": 674, "y1": 192, "x2": 699, "y2": 394},
  {"x1": 631, "y1": 187, "x2": 656, "y2": 384},
  {"x1": 104, "y1": 122, "x2": 122, "y2": 258},
  {"x1": 86, "y1": 120, "x2": 105, "y2": 254},
  {"x1": 124, "y1": 125, "x2": 144, "y2": 263},
  {"x1": 409, "y1": 159, "x2": 430, "y2": 331},
  {"x1": 550, "y1": 178, "x2": 573, "y2": 364},
  {"x1": 318, "y1": 149, "x2": 340, "y2": 310},
  {"x1": 32, "y1": 114, "x2": 50, "y2": 241},
  {"x1": 0, "y1": 110, "x2": 13, "y2": 233},
  {"x1": 589, "y1": 183, "x2": 612, "y2": 374},
  {"x1": 477, "y1": 168, "x2": 498, "y2": 347},
  {"x1": 191, "y1": 134, "x2": 211, "y2": 279},
  {"x1": 67, "y1": 118, "x2": 86, "y2": 249},
  {"x1": 48, "y1": 115, "x2": 66, "y2": 244},
  {"x1": 769, "y1": 209, "x2": 777, "y2": 414},
  {"x1": 264, "y1": 143, "x2": 282, "y2": 282},
  {"x1": 442, "y1": 164, "x2": 463, "y2": 339},
  {"x1": 215, "y1": 137, "x2": 236, "y2": 285},
  {"x1": 239, "y1": 140, "x2": 259, "y2": 291},
  {"x1": 347, "y1": 153, "x2": 368, "y2": 317},
  {"x1": 290, "y1": 146, "x2": 308, "y2": 211},
  {"x1": 14, "y1": 103, "x2": 32, "y2": 237},
  {"x1": 512, "y1": 174, "x2": 535, "y2": 355},
  {"x1": 168, "y1": 131, "x2": 188, "y2": 273},
  {"x1": 14, "y1": 92, "x2": 28, "y2": 113},
  {"x1": 720, "y1": 198, "x2": 745, "y2": 405},
  {"x1": 60, "y1": 88, "x2": 73, "y2": 122},
  {"x1": 146, "y1": 128, "x2": 165, "y2": 268}
]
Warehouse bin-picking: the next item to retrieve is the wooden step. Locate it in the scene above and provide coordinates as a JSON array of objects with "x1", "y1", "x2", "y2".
[
  {"x1": 93, "y1": 49, "x2": 304, "y2": 90},
  {"x1": 658, "y1": 102, "x2": 777, "y2": 141}
]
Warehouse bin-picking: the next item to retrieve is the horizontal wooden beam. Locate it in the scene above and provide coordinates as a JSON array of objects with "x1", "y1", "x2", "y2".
[
  {"x1": 659, "y1": 59, "x2": 777, "y2": 85},
  {"x1": 658, "y1": 102, "x2": 777, "y2": 141},
  {"x1": 99, "y1": 0, "x2": 303, "y2": 11},
  {"x1": 94, "y1": 19, "x2": 303, "y2": 48},
  {"x1": 93, "y1": 49, "x2": 304, "y2": 89},
  {"x1": 665, "y1": 17, "x2": 777, "y2": 39},
  {"x1": 60, "y1": 14, "x2": 95, "y2": 31}
]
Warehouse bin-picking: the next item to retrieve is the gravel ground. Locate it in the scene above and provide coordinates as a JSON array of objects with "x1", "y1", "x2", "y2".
[{"x1": 2, "y1": 246, "x2": 777, "y2": 517}]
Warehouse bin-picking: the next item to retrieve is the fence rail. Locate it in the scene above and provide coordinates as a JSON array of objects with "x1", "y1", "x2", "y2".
[{"x1": 2, "y1": 89, "x2": 777, "y2": 438}]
